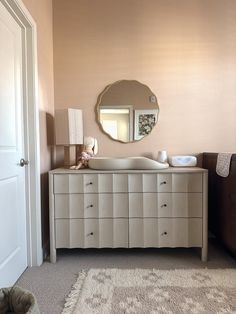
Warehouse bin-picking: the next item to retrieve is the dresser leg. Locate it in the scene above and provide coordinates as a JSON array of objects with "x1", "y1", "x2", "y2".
[
  {"x1": 201, "y1": 246, "x2": 208, "y2": 262},
  {"x1": 50, "y1": 248, "x2": 56, "y2": 263}
]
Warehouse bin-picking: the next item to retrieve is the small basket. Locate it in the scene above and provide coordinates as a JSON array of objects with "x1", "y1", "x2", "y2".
[{"x1": 0, "y1": 286, "x2": 40, "y2": 314}]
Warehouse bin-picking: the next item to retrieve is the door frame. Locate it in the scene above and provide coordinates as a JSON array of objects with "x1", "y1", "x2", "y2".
[{"x1": 1, "y1": 0, "x2": 42, "y2": 266}]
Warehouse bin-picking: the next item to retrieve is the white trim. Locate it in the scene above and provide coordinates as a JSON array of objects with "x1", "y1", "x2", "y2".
[{"x1": 1, "y1": 0, "x2": 42, "y2": 266}]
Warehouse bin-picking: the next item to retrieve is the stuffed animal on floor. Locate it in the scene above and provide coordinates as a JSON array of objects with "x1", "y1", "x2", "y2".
[{"x1": 71, "y1": 136, "x2": 98, "y2": 170}]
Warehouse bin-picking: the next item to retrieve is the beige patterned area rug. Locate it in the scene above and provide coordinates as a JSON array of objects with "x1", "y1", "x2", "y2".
[{"x1": 62, "y1": 268, "x2": 236, "y2": 314}]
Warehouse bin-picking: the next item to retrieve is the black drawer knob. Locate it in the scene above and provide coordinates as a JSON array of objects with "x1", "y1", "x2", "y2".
[
  {"x1": 87, "y1": 232, "x2": 94, "y2": 236},
  {"x1": 161, "y1": 231, "x2": 168, "y2": 236},
  {"x1": 161, "y1": 204, "x2": 167, "y2": 208},
  {"x1": 87, "y1": 182, "x2": 93, "y2": 186},
  {"x1": 160, "y1": 181, "x2": 167, "y2": 185},
  {"x1": 86, "y1": 204, "x2": 93, "y2": 208}
]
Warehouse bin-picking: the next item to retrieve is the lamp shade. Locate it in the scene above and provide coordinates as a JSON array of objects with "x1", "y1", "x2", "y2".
[{"x1": 55, "y1": 108, "x2": 83, "y2": 145}]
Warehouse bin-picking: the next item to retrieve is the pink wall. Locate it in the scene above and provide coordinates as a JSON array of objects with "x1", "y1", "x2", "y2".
[
  {"x1": 53, "y1": 0, "x2": 236, "y2": 165},
  {"x1": 22, "y1": 0, "x2": 54, "y2": 253}
]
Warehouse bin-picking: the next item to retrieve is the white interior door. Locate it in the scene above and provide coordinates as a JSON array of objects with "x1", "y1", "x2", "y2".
[{"x1": 0, "y1": 2, "x2": 28, "y2": 288}]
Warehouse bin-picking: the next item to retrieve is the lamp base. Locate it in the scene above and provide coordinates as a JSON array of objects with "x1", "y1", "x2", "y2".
[{"x1": 64, "y1": 145, "x2": 76, "y2": 168}]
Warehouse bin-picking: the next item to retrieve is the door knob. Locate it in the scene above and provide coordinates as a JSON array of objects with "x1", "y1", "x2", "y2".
[{"x1": 19, "y1": 158, "x2": 29, "y2": 167}]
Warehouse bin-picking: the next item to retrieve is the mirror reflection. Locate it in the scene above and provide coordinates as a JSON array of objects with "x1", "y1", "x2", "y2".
[{"x1": 96, "y1": 80, "x2": 159, "y2": 143}]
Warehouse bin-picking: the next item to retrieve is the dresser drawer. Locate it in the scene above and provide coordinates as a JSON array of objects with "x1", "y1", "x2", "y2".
[
  {"x1": 157, "y1": 173, "x2": 202, "y2": 192},
  {"x1": 55, "y1": 194, "x2": 99, "y2": 218},
  {"x1": 157, "y1": 193, "x2": 202, "y2": 217},
  {"x1": 55, "y1": 218, "x2": 128, "y2": 248},
  {"x1": 129, "y1": 193, "x2": 202, "y2": 218},
  {"x1": 54, "y1": 173, "x2": 130, "y2": 193},
  {"x1": 54, "y1": 174, "x2": 99, "y2": 193},
  {"x1": 126, "y1": 173, "x2": 202, "y2": 192},
  {"x1": 129, "y1": 218, "x2": 202, "y2": 247},
  {"x1": 54, "y1": 193, "x2": 128, "y2": 218}
]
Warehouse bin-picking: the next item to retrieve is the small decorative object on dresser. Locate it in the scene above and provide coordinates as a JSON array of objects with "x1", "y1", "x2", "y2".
[
  {"x1": 71, "y1": 136, "x2": 98, "y2": 170},
  {"x1": 169, "y1": 155, "x2": 197, "y2": 167},
  {"x1": 157, "y1": 150, "x2": 168, "y2": 163},
  {"x1": 49, "y1": 167, "x2": 208, "y2": 263}
]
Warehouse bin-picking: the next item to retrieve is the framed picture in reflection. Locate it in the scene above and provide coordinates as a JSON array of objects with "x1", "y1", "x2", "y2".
[{"x1": 134, "y1": 109, "x2": 158, "y2": 140}]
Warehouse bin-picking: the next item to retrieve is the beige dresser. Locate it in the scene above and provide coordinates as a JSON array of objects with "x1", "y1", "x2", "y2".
[{"x1": 49, "y1": 167, "x2": 208, "y2": 262}]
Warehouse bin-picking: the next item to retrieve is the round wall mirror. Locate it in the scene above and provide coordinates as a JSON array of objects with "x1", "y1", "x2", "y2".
[{"x1": 96, "y1": 80, "x2": 159, "y2": 143}]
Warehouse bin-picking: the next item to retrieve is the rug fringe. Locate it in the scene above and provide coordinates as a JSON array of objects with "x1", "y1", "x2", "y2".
[{"x1": 62, "y1": 270, "x2": 87, "y2": 314}]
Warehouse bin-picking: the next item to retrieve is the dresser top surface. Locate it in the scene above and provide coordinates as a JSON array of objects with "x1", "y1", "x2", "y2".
[{"x1": 49, "y1": 167, "x2": 208, "y2": 174}]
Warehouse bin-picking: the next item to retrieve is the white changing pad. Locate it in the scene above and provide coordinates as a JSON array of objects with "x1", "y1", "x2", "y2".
[{"x1": 88, "y1": 157, "x2": 169, "y2": 170}]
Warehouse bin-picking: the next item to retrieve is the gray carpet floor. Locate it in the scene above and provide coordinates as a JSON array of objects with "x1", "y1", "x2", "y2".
[{"x1": 16, "y1": 239, "x2": 236, "y2": 314}]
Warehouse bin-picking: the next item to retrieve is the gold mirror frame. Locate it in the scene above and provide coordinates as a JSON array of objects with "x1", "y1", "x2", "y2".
[{"x1": 96, "y1": 80, "x2": 159, "y2": 143}]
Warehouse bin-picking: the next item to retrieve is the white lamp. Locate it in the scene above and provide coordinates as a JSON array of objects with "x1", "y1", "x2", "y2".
[{"x1": 55, "y1": 108, "x2": 83, "y2": 168}]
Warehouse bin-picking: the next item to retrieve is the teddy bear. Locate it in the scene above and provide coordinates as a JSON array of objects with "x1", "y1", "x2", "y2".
[{"x1": 71, "y1": 136, "x2": 98, "y2": 170}]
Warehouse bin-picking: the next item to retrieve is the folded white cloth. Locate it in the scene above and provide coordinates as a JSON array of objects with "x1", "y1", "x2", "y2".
[{"x1": 216, "y1": 153, "x2": 233, "y2": 177}]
